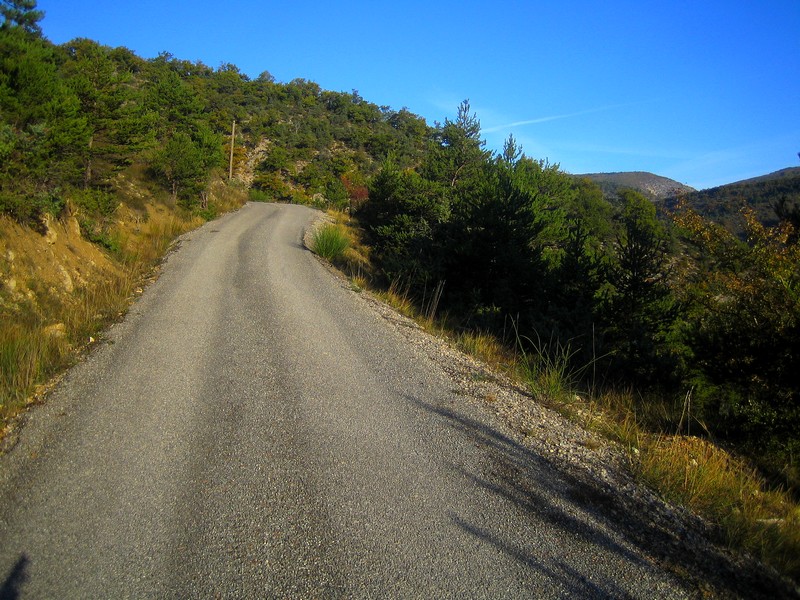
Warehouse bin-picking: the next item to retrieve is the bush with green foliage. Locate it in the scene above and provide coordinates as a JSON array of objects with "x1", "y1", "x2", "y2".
[{"x1": 674, "y1": 206, "x2": 800, "y2": 477}]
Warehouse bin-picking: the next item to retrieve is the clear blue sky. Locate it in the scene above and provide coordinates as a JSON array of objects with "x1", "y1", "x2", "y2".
[{"x1": 37, "y1": 0, "x2": 799, "y2": 190}]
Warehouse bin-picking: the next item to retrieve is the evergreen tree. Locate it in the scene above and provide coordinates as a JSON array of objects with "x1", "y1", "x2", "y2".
[
  {"x1": 0, "y1": 25, "x2": 87, "y2": 220},
  {"x1": 601, "y1": 189, "x2": 677, "y2": 385},
  {"x1": 151, "y1": 127, "x2": 222, "y2": 205},
  {"x1": 362, "y1": 159, "x2": 449, "y2": 286},
  {"x1": 60, "y1": 38, "x2": 134, "y2": 186},
  {"x1": 423, "y1": 99, "x2": 490, "y2": 191},
  {"x1": 0, "y1": 0, "x2": 43, "y2": 36}
]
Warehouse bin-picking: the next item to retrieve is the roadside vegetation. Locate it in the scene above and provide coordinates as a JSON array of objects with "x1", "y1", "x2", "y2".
[
  {"x1": 326, "y1": 205, "x2": 800, "y2": 581},
  {"x1": 309, "y1": 222, "x2": 350, "y2": 263},
  {"x1": 2, "y1": 0, "x2": 799, "y2": 585}
]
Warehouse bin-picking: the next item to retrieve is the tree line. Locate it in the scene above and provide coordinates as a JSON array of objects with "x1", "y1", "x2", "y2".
[
  {"x1": 358, "y1": 101, "x2": 800, "y2": 485},
  {"x1": 0, "y1": 0, "x2": 429, "y2": 237}
]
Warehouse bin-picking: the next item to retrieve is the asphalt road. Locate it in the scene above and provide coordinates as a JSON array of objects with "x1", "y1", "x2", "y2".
[{"x1": 0, "y1": 202, "x2": 691, "y2": 598}]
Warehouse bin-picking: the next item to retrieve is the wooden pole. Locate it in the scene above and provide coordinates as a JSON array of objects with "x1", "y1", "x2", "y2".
[{"x1": 229, "y1": 120, "x2": 236, "y2": 181}]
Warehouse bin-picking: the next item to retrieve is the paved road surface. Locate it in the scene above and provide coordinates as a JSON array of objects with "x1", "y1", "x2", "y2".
[{"x1": 0, "y1": 203, "x2": 690, "y2": 598}]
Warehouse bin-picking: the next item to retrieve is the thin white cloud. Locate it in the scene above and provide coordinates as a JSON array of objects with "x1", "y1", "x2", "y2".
[{"x1": 482, "y1": 103, "x2": 637, "y2": 134}]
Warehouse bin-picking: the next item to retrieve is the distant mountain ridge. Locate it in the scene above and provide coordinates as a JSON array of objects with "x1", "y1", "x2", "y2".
[
  {"x1": 572, "y1": 171, "x2": 695, "y2": 201},
  {"x1": 570, "y1": 167, "x2": 800, "y2": 239},
  {"x1": 659, "y1": 166, "x2": 800, "y2": 237},
  {"x1": 724, "y1": 166, "x2": 800, "y2": 187}
]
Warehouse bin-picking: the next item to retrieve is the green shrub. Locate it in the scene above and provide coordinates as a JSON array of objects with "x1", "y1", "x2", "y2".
[
  {"x1": 248, "y1": 188, "x2": 272, "y2": 202},
  {"x1": 310, "y1": 223, "x2": 349, "y2": 262},
  {"x1": 0, "y1": 191, "x2": 65, "y2": 228},
  {"x1": 72, "y1": 188, "x2": 118, "y2": 218}
]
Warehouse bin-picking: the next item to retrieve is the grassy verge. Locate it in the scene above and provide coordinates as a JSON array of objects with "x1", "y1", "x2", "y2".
[
  {"x1": 308, "y1": 211, "x2": 373, "y2": 279},
  {"x1": 321, "y1": 210, "x2": 800, "y2": 585},
  {"x1": 638, "y1": 434, "x2": 800, "y2": 578}
]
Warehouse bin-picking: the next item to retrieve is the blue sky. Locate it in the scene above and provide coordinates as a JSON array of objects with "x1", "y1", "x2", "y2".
[{"x1": 37, "y1": 0, "x2": 799, "y2": 190}]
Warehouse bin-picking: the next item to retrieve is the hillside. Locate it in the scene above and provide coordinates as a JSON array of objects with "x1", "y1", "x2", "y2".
[
  {"x1": 572, "y1": 171, "x2": 695, "y2": 201},
  {"x1": 729, "y1": 165, "x2": 800, "y2": 186},
  {"x1": 660, "y1": 166, "x2": 800, "y2": 237},
  {"x1": 572, "y1": 167, "x2": 800, "y2": 238}
]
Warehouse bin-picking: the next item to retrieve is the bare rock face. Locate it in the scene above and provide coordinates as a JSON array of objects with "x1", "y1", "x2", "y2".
[
  {"x1": 43, "y1": 214, "x2": 58, "y2": 245},
  {"x1": 239, "y1": 138, "x2": 271, "y2": 187},
  {"x1": 573, "y1": 171, "x2": 695, "y2": 201}
]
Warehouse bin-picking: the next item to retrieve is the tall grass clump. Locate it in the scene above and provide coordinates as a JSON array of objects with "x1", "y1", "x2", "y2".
[
  {"x1": 517, "y1": 331, "x2": 586, "y2": 407},
  {"x1": 0, "y1": 323, "x2": 68, "y2": 422},
  {"x1": 456, "y1": 330, "x2": 515, "y2": 373},
  {"x1": 65, "y1": 270, "x2": 137, "y2": 341},
  {"x1": 585, "y1": 389, "x2": 643, "y2": 449},
  {"x1": 375, "y1": 278, "x2": 417, "y2": 319},
  {"x1": 310, "y1": 223, "x2": 350, "y2": 263}
]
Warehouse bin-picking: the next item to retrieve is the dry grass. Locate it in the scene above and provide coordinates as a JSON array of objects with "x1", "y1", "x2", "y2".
[
  {"x1": 117, "y1": 211, "x2": 201, "y2": 267},
  {"x1": 0, "y1": 323, "x2": 67, "y2": 419},
  {"x1": 583, "y1": 390, "x2": 643, "y2": 449},
  {"x1": 455, "y1": 330, "x2": 515, "y2": 373},
  {"x1": 638, "y1": 434, "x2": 800, "y2": 579},
  {"x1": 376, "y1": 279, "x2": 417, "y2": 319},
  {"x1": 564, "y1": 386, "x2": 800, "y2": 581},
  {"x1": 323, "y1": 210, "x2": 373, "y2": 279}
]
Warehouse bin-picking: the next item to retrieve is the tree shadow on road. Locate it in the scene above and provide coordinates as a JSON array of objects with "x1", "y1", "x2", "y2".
[
  {"x1": 408, "y1": 396, "x2": 798, "y2": 599},
  {"x1": 450, "y1": 512, "x2": 639, "y2": 599}
]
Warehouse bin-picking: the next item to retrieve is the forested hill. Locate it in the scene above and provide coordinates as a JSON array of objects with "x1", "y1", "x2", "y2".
[
  {"x1": 0, "y1": 24, "x2": 432, "y2": 230},
  {"x1": 659, "y1": 167, "x2": 800, "y2": 238}
]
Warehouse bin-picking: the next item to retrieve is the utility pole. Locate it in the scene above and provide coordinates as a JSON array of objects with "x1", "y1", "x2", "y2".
[{"x1": 229, "y1": 120, "x2": 236, "y2": 181}]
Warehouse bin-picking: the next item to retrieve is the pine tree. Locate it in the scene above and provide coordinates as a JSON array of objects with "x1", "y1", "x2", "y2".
[
  {"x1": 0, "y1": 0, "x2": 44, "y2": 36},
  {"x1": 601, "y1": 189, "x2": 677, "y2": 385}
]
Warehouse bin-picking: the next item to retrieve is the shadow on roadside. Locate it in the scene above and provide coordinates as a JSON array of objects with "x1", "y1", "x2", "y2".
[
  {"x1": 0, "y1": 555, "x2": 28, "y2": 600},
  {"x1": 407, "y1": 395, "x2": 799, "y2": 600}
]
